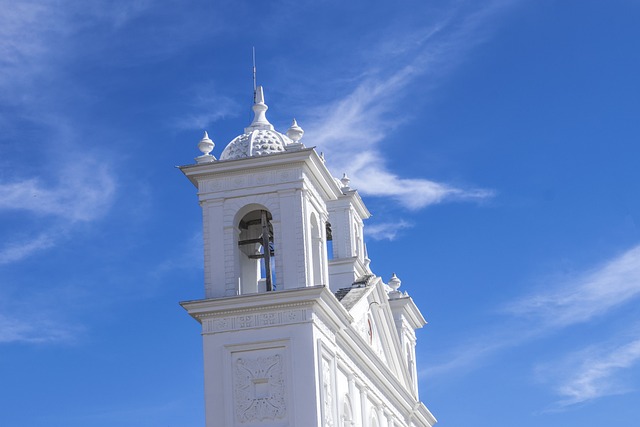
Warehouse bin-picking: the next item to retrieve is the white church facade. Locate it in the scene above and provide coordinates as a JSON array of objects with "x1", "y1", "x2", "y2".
[{"x1": 179, "y1": 86, "x2": 436, "y2": 427}]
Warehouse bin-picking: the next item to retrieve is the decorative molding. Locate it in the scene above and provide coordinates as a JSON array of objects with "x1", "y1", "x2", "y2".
[
  {"x1": 203, "y1": 308, "x2": 307, "y2": 334},
  {"x1": 201, "y1": 166, "x2": 304, "y2": 195},
  {"x1": 322, "y1": 357, "x2": 335, "y2": 427},
  {"x1": 355, "y1": 313, "x2": 386, "y2": 361},
  {"x1": 333, "y1": 341, "x2": 405, "y2": 425},
  {"x1": 313, "y1": 313, "x2": 336, "y2": 342},
  {"x1": 234, "y1": 354, "x2": 286, "y2": 423}
]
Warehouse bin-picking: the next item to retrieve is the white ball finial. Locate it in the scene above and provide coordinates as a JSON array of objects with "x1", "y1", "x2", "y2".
[
  {"x1": 196, "y1": 131, "x2": 216, "y2": 163},
  {"x1": 198, "y1": 131, "x2": 214, "y2": 155},
  {"x1": 340, "y1": 173, "x2": 351, "y2": 190},
  {"x1": 388, "y1": 273, "x2": 403, "y2": 299},
  {"x1": 286, "y1": 118, "x2": 304, "y2": 142},
  {"x1": 245, "y1": 86, "x2": 274, "y2": 132},
  {"x1": 389, "y1": 273, "x2": 401, "y2": 291}
]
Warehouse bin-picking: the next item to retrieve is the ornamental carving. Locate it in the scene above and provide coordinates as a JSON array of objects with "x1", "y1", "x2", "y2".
[
  {"x1": 234, "y1": 354, "x2": 286, "y2": 423},
  {"x1": 322, "y1": 358, "x2": 335, "y2": 427},
  {"x1": 203, "y1": 309, "x2": 306, "y2": 334}
]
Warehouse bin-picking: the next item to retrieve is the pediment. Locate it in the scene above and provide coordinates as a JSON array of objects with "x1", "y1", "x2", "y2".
[{"x1": 335, "y1": 277, "x2": 413, "y2": 390}]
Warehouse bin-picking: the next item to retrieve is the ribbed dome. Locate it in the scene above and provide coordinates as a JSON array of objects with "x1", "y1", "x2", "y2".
[
  {"x1": 218, "y1": 86, "x2": 301, "y2": 161},
  {"x1": 220, "y1": 128, "x2": 292, "y2": 160}
]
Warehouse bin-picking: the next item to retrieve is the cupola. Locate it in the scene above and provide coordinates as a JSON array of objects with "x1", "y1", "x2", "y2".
[{"x1": 218, "y1": 86, "x2": 302, "y2": 160}]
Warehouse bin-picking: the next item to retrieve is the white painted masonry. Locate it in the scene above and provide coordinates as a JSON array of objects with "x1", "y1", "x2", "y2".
[{"x1": 180, "y1": 86, "x2": 436, "y2": 427}]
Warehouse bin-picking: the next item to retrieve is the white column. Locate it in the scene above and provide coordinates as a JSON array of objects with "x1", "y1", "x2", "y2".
[
  {"x1": 202, "y1": 199, "x2": 225, "y2": 298},
  {"x1": 358, "y1": 382, "x2": 369, "y2": 427},
  {"x1": 348, "y1": 375, "x2": 358, "y2": 427}
]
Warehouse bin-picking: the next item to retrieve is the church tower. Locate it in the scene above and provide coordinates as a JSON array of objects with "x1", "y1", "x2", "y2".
[{"x1": 180, "y1": 86, "x2": 436, "y2": 427}]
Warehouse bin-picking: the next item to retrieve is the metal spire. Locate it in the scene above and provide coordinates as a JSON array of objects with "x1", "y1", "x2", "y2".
[{"x1": 252, "y1": 46, "x2": 257, "y2": 104}]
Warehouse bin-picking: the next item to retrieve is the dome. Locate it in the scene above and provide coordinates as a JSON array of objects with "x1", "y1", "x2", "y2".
[
  {"x1": 220, "y1": 129, "x2": 292, "y2": 160},
  {"x1": 218, "y1": 86, "x2": 300, "y2": 161}
]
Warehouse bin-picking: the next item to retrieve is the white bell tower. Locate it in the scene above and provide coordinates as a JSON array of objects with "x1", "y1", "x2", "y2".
[{"x1": 180, "y1": 85, "x2": 436, "y2": 427}]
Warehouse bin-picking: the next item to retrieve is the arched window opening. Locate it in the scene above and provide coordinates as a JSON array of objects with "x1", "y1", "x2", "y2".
[
  {"x1": 370, "y1": 412, "x2": 380, "y2": 427},
  {"x1": 407, "y1": 343, "x2": 415, "y2": 383},
  {"x1": 341, "y1": 397, "x2": 354, "y2": 427},
  {"x1": 326, "y1": 222, "x2": 334, "y2": 260},
  {"x1": 310, "y1": 214, "x2": 323, "y2": 286},
  {"x1": 238, "y1": 209, "x2": 275, "y2": 293}
]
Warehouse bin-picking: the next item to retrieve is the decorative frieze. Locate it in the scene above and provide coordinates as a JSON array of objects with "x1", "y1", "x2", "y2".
[
  {"x1": 201, "y1": 167, "x2": 304, "y2": 195},
  {"x1": 202, "y1": 308, "x2": 307, "y2": 334}
]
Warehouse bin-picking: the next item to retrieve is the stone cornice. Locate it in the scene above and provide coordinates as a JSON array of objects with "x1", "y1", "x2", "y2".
[
  {"x1": 389, "y1": 296, "x2": 427, "y2": 330},
  {"x1": 180, "y1": 148, "x2": 343, "y2": 201},
  {"x1": 181, "y1": 285, "x2": 328, "y2": 320}
]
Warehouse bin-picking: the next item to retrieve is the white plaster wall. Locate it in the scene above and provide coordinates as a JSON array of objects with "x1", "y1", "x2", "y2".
[{"x1": 202, "y1": 321, "x2": 319, "y2": 427}]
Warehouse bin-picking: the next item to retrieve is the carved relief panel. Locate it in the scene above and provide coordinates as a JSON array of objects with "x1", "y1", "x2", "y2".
[
  {"x1": 235, "y1": 354, "x2": 286, "y2": 422},
  {"x1": 229, "y1": 344, "x2": 290, "y2": 426},
  {"x1": 322, "y1": 357, "x2": 335, "y2": 427}
]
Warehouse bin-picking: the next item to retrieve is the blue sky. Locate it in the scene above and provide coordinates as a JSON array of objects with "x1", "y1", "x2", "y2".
[{"x1": 1, "y1": 0, "x2": 639, "y2": 426}]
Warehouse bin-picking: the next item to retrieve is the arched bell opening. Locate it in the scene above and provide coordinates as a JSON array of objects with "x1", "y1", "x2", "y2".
[
  {"x1": 310, "y1": 213, "x2": 323, "y2": 286},
  {"x1": 325, "y1": 221, "x2": 334, "y2": 261},
  {"x1": 354, "y1": 223, "x2": 362, "y2": 259},
  {"x1": 237, "y1": 209, "x2": 276, "y2": 293}
]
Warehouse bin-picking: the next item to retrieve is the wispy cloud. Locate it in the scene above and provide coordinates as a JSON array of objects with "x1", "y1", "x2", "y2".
[
  {"x1": 425, "y1": 244, "x2": 640, "y2": 406},
  {"x1": 0, "y1": 313, "x2": 79, "y2": 344},
  {"x1": 149, "y1": 232, "x2": 204, "y2": 279},
  {"x1": 0, "y1": 280, "x2": 90, "y2": 344},
  {"x1": 366, "y1": 220, "x2": 413, "y2": 241},
  {"x1": 537, "y1": 335, "x2": 640, "y2": 408},
  {"x1": 0, "y1": 1, "x2": 65, "y2": 90},
  {"x1": 506, "y1": 245, "x2": 640, "y2": 328},
  {"x1": 0, "y1": 154, "x2": 117, "y2": 263},
  {"x1": 174, "y1": 85, "x2": 242, "y2": 131},
  {"x1": 0, "y1": 161, "x2": 116, "y2": 222},
  {"x1": 0, "y1": 232, "x2": 58, "y2": 265},
  {"x1": 302, "y1": 2, "x2": 510, "y2": 209}
]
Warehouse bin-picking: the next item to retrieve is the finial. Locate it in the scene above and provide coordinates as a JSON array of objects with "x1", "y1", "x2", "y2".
[
  {"x1": 286, "y1": 118, "x2": 304, "y2": 142},
  {"x1": 244, "y1": 85, "x2": 274, "y2": 132},
  {"x1": 364, "y1": 243, "x2": 371, "y2": 270},
  {"x1": 340, "y1": 173, "x2": 351, "y2": 190},
  {"x1": 255, "y1": 86, "x2": 265, "y2": 104},
  {"x1": 389, "y1": 273, "x2": 401, "y2": 291},
  {"x1": 388, "y1": 273, "x2": 403, "y2": 299},
  {"x1": 196, "y1": 131, "x2": 216, "y2": 163}
]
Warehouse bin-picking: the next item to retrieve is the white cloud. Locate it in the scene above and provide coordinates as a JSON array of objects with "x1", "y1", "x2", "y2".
[
  {"x1": 506, "y1": 245, "x2": 640, "y2": 328},
  {"x1": 0, "y1": 312, "x2": 79, "y2": 344},
  {"x1": 150, "y1": 232, "x2": 204, "y2": 279},
  {"x1": 537, "y1": 335, "x2": 640, "y2": 408},
  {"x1": 0, "y1": 1, "x2": 64, "y2": 99},
  {"x1": 302, "y1": 3, "x2": 504, "y2": 209},
  {"x1": 0, "y1": 232, "x2": 57, "y2": 265},
  {"x1": 0, "y1": 161, "x2": 116, "y2": 222},
  {"x1": 422, "y1": 334, "x2": 520, "y2": 379},
  {"x1": 0, "y1": 157, "x2": 117, "y2": 263},
  {"x1": 174, "y1": 88, "x2": 242, "y2": 131},
  {"x1": 366, "y1": 220, "x2": 413, "y2": 241},
  {"x1": 425, "y1": 243, "x2": 640, "y2": 402}
]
